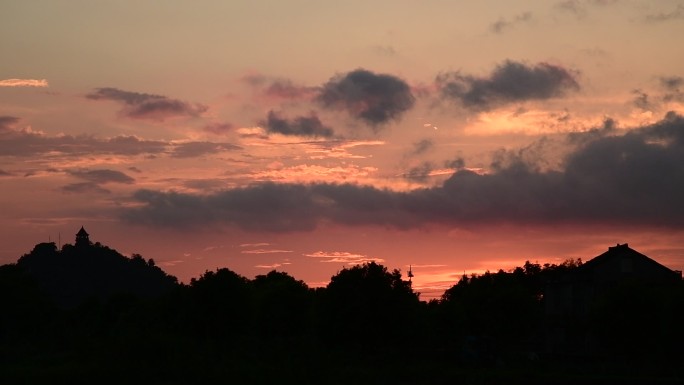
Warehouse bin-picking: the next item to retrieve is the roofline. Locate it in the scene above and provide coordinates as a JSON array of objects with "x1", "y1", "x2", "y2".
[{"x1": 579, "y1": 243, "x2": 678, "y2": 276}]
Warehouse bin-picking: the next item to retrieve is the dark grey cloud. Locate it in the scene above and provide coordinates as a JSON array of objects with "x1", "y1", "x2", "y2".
[
  {"x1": 261, "y1": 110, "x2": 334, "y2": 138},
  {"x1": 444, "y1": 157, "x2": 465, "y2": 170},
  {"x1": 0, "y1": 127, "x2": 167, "y2": 157},
  {"x1": 241, "y1": 74, "x2": 317, "y2": 100},
  {"x1": 567, "y1": 118, "x2": 616, "y2": 147},
  {"x1": 660, "y1": 76, "x2": 683, "y2": 102},
  {"x1": 204, "y1": 122, "x2": 234, "y2": 135},
  {"x1": 170, "y1": 142, "x2": 242, "y2": 158},
  {"x1": 99, "y1": 135, "x2": 168, "y2": 155},
  {"x1": 241, "y1": 73, "x2": 269, "y2": 87},
  {"x1": 632, "y1": 89, "x2": 653, "y2": 111},
  {"x1": 0, "y1": 116, "x2": 20, "y2": 131},
  {"x1": 86, "y1": 87, "x2": 207, "y2": 121},
  {"x1": 61, "y1": 182, "x2": 111, "y2": 194},
  {"x1": 404, "y1": 162, "x2": 434, "y2": 182},
  {"x1": 412, "y1": 139, "x2": 434, "y2": 155},
  {"x1": 489, "y1": 12, "x2": 532, "y2": 33},
  {"x1": 264, "y1": 80, "x2": 317, "y2": 100},
  {"x1": 436, "y1": 60, "x2": 580, "y2": 110},
  {"x1": 62, "y1": 168, "x2": 133, "y2": 194},
  {"x1": 631, "y1": 76, "x2": 683, "y2": 111},
  {"x1": 317, "y1": 68, "x2": 415, "y2": 126},
  {"x1": 183, "y1": 178, "x2": 228, "y2": 191},
  {"x1": 122, "y1": 113, "x2": 684, "y2": 231},
  {"x1": 123, "y1": 184, "x2": 319, "y2": 231},
  {"x1": 69, "y1": 169, "x2": 135, "y2": 184},
  {"x1": 0, "y1": 123, "x2": 239, "y2": 159},
  {"x1": 660, "y1": 76, "x2": 683, "y2": 91}
]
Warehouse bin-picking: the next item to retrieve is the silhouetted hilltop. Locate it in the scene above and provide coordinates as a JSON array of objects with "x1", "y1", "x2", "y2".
[{"x1": 16, "y1": 227, "x2": 177, "y2": 308}]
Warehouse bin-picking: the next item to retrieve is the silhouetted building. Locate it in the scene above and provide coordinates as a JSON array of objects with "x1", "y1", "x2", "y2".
[
  {"x1": 75, "y1": 226, "x2": 90, "y2": 247},
  {"x1": 544, "y1": 243, "x2": 682, "y2": 354}
]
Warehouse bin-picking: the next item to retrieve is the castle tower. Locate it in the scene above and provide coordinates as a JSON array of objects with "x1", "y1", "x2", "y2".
[{"x1": 75, "y1": 226, "x2": 90, "y2": 247}]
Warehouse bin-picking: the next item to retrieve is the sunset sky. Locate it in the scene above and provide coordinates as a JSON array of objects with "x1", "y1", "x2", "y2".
[{"x1": 2, "y1": 0, "x2": 684, "y2": 298}]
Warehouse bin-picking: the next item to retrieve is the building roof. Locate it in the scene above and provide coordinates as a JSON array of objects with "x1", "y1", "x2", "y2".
[
  {"x1": 76, "y1": 226, "x2": 89, "y2": 237},
  {"x1": 576, "y1": 243, "x2": 680, "y2": 281}
]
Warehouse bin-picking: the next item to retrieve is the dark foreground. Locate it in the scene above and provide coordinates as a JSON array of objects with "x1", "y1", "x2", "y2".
[{"x1": 1, "y1": 242, "x2": 682, "y2": 384}]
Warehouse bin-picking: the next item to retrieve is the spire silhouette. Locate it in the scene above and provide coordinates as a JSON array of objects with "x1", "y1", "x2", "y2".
[{"x1": 75, "y1": 226, "x2": 90, "y2": 247}]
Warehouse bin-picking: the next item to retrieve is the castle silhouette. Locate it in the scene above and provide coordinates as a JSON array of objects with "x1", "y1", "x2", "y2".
[{"x1": 75, "y1": 226, "x2": 90, "y2": 247}]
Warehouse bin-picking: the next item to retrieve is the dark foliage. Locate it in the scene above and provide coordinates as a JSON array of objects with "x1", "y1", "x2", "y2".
[
  {"x1": 318, "y1": 262, "x2": 421, "y2": 350},
  {"x1": 1, "y1": 240, "x2": 682, "y2": 384},
  {"x1": 17, "y1": 241, "x2": 177, "y2": 308},
  {"x1": 439, "y1": 260, "x2": 581, "y2": 347}
]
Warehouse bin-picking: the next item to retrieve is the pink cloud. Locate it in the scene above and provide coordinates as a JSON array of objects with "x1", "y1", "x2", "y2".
[{"x1": 0, "y1": 78, "x2": 48, "y2": 87}]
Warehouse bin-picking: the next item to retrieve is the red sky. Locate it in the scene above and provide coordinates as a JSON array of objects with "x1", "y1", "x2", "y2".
[{"x1": 2, "y1": 1, "x2": 684, "y2": 299}]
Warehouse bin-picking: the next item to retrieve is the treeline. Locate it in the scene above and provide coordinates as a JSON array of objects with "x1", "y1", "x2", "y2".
[{"x1": 1, "y1": 243, "x2": 683, "y2": 384}]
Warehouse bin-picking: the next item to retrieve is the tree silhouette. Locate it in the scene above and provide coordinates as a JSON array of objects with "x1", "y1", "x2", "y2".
[
  {"x1": 251, "y1": 270, "x2": 312, "y2": 339},
  {"x1": 319, "y1": 262, "x2": 420, "y2": 349},
  {"x1": 186, "y1": 268, "x2": 252, "y2": 345},
  {"x1": 439, "y1": 259, "x2": 582, "y2": 357},
  {"x1": 2, "y1": 238, "x2": 682, "y2": 383},
  {"x1": 0, "y1": 263, "x2": 55, "y2": 348}
]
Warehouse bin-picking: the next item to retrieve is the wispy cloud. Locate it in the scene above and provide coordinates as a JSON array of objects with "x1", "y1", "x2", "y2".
[
  {"x1": 86, "y1": 87, "x2": 207, "y2": 121},
  {"x1": 61, "y1": 182, "x2": 111, "y2": 194},
  {"x1": 489, "y1": 12, "x2": 532, "y2": 34},
  {"x1": 204, "y1": 122, "x2": 235, "y2": 135},
  {"x1": 250, "y1": 164, "x2": 378, "y2": 184},
  {"x1": 239, "y1": 242, "x2": 270, "y2": 248},
  {"x1": 0, "y1": 78, "x2": 48, "y2": 87},
  {"x1": 170, "y1": 141, "x2": 241, "y2": 158},
  {"x1": 241, "y1": 73, "x2": 318, "y2": 101},
  {"x1": 305, "y1": 140, "x2": 385, "y2": 160},
  {"x1": 254, "y1": 262, "x2": 292, "y2": 269},
  {"x1": 403, "y1": 162, "x2": 435, "y2": 182},
  {"x1": 159, "y1": 260, "x2": 184, "y2": 267},
  {"x1": 241, "y1": 249, "x2": 293, "y2": 254},
  {"x1": 555, "y1": 1, "x2": 587, "y2": 18},
  {"x1": 371, "y1": 44, "x2": 397, "y2": 56},
  {"x1": 305, "y1": 251, "x2": 384, "y2": 265},
  {"x1": 0, "y1": 123, "x2": 247, "y2": 162},
  {"x1": 68, "y1": 169, "x2": 135, "y2": 184},
  {"x1": 0, "y1": 126, "x2": 167, "y2": 158},
  {"x1": 61, "y1": 168, "x2": 135, "y2": 194},
  {"x1": 644, "y1": 4, "x2": 684, "y2": 23},
  {"x1": 408, "y1": 264, "x2": 448, "y2": 268}
]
